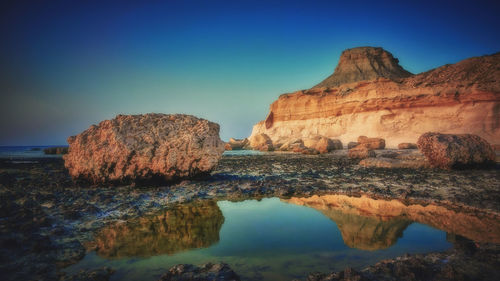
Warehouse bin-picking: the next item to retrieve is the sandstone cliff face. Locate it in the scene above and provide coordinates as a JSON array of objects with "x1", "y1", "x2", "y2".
[
  {"x1": 64, "y1": 114, "x2": 225, "y2": 184},
  {"x1": 250, "y1": 49, "x2": 500, "y2": 148}
]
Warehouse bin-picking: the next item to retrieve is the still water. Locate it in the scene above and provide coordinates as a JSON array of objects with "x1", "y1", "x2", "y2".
[{"x1": 66, "y1": 197, "x2": 454, "y2": 280}]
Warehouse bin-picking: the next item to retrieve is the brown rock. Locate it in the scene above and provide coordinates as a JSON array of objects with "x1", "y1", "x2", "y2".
[
  {"x1": 357, "y1": 136, "x2": 385, "y2": 150},
  {"x1": 224, "y1": 138, "x2": 248, "y2": 151},
  {"x1": 248, "y1": 133, "x2": 273, "y2": 151},
  {"x1": 492, "y1": 144, "x2": 500, "y2": 151},
  {"x1": 348, "y1": 146, "x2": 376, "y2": 159},
  {"x1": 279, "y1": 139, "x2": 305, "y2": 151},
  {"x1": 304, "y1": 136, "x2": 342, "y2": 153},
  {"x1": 398, "y1": 143, "x2": 417, "y2": 149},
  {"x1": 63, "y1": 114, "x2": 225, "y2": 184},
  {"x1": 359, "y1": 157, "x2": 430, "y2": 169},
  {"x1": 417, "y1": 132, "x2": 495, "y2": 169},
  {"x1": 314, "y1": 46, "x2": 412, "y2": 88},
  {"x1": 347, "y1": 142, "x2": 359, "y2": 149},
  {"x1": 43, "y1": 146, "x2": 68, "y2": 155}
]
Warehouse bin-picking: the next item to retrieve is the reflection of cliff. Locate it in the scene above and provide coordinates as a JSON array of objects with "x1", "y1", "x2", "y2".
[
  {"x1": 93, "y1": 200, "x2": 224, "y2": 258},
  {"x1": 286, "y1": 195, "x2": 500, "y2": 249},
  {"x1": 323, "y1": 209, "x2": 411, "y2": 250}
]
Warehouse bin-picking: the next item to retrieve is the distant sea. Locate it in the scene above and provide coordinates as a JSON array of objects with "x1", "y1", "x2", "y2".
[{"x1": 0, "y1": 146, "x2": 67, "y2": 158}]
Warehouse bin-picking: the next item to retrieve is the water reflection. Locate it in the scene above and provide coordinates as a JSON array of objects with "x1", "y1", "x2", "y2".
[
  {"x1": 93, "y1": 200, "x2": 224, "y2": 258},
  {"x1": 286, "y1": 194, "x2": 500, "y2": 248}
]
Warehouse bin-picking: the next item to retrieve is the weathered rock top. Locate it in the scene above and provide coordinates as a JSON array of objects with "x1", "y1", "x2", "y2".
[{"x1": 314, "y1": 46, "x2": 413, "y2": 88}]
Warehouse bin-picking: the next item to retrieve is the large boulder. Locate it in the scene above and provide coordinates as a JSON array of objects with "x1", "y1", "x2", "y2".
[
  {"x1": 304, "y1": 136, "x2": 342, "y2": 153},
  {"x1": 63, "y1": 114, "x2": 225, "y2": 184},
  {"x1": 248, "y1": 133, "x2": 273, "y2": 151},
  {"x1": 417, "y1": 132, "x2": 495, "y2": 169},
  {"x1": 279, "y1": 139, "x2": 305, "y2": 151},
  {"x1": 348, "y1": 146, "x2": 376, "y2": 159},
  {"x1": 357, "y1": 136, "x2": 385, "y2": 150}
]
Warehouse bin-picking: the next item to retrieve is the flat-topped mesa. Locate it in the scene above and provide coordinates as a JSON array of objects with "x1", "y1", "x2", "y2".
[
  {"x1": 314, "y1": 47, "x2": 413, "y2": 88},
  {"x1": 249, "y1": 49, "x2": 500, "y2": 148}
]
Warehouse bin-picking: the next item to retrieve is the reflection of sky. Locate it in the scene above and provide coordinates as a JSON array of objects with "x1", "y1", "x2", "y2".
[
  {"x1": 2, "y1": 1, "x2": 499, "y2": 145},
  {"x1": 65, "y1": 197, "x2": 451, "y2": 281}
]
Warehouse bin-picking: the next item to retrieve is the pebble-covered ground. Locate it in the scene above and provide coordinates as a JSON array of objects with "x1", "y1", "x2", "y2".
[{"x1": 0, "y1": 152, "x2": 499, "y2": 280}]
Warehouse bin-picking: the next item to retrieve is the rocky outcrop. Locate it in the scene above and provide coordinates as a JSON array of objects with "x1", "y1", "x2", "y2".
[
  {"x1": 417, "y1": 132, "x2": 495, "y2": 169},
  {"x1": 92, "y1": 201, "x2": 224, "y2": 258},
  {"x1": 304, "y1": 136, "x2": 342, "y2": 153},
  {"x1": 63, "y1": 114, "x2": 225, "y2": 184},
  {"x1": 248, "y1": 133, "x2": 273, "y2": 151},
  {"x1": 224, "y1": 138, "x2": 249, "y2": 151},
  {"x1": 249, "y1": 49, "x2": 500, "y2": 148},
  {"x1": 43, "y1": 146, "x2": 68, "y2": 155},
  {"x1": 158, "y1": 263, "x2": 240, "y2": 281},
  {"x1": 314, "y1": 47, "x2": 412, "y2": 88}
]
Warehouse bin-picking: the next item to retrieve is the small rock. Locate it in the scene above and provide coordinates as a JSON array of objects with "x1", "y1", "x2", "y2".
[
  {"x1": 357, "y1": 136, "x2": 385, "y2": 150},
  {"x1": 348, "y1": 146, "x2": 376, "y2": 159},
  {"x1": 398, "y1": 143, "x2": 417, "y2": 149},
  {"x1": 347, "y1": 142, "x2": 359, "y2": 149}
]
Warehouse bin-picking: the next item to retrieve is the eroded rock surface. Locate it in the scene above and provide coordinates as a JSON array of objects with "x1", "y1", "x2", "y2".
[
  {"x1": 417, "y1": 132, "x2": 495, "y2": 169},
  {"x1": 63, "y1": 114, "x2": 225, "y2": 184}
]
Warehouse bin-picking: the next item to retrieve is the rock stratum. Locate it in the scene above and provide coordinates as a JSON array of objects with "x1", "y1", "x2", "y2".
[
  {"x1": 64, "y1": 114, "x2": 225, "y2": 184},
  {"x1": 249, "y1": 47, "x2": 500, "y2": 148}
]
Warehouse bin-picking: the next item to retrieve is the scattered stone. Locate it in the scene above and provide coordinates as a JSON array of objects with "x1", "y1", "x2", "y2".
[
  {"x1": 348, "y1": 146, "x2": 376, "y2": 159},
  {"x1": 248, "y1": 133, "x2": 274, "y2": 151},
  {"x1": 60, "y1": 267, "x2": 115, "y2": 281},
  {"x1": 347, "y1": 142, "x2": 359, "y2": 149},
  {"x1": 306, "y1": 267, "x2": 368, "y2": 281},
  {"x1": 417, "y1": 132, "x2": 495, "y2": 169},
  {"x1": 158, "y1": 263, "x2": 240, "y2": 281},
  {"x1": 359, "y1": 157, "x2": 429, "y2": 169},
  {"x1": 44, "y1": 147, "x2": 68, "y2": 155},
  {"x1": 357, "y1": 136, "x2": 385, "y2": 150},
  {"x1": 398, "y1": 143, "x2": 418, "y2": 149},
  {"x1": 63, "y1": 114, "x2": 225, "y2": 184},
  {"x1": 304, "y1": 136, "x2": 342, "y2": 153}
]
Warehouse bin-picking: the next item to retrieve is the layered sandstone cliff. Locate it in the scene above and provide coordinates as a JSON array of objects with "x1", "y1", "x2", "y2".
[{"x1": 250, "y1": 47, "x2": 500, "y2": 148}]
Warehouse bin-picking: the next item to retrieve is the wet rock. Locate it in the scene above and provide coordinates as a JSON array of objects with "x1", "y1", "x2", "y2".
[
  {"x1": 306, "y1": 267, "x2": 368, "y2": 281},
  {"x1": 60, "y1": 267, "x2": 114, "y2": 281},
  {"x1": 357, "y1": 136, "x2": 385, "y2": 150},
  {"x1": 158, "y1": 263, "x2": 240, "y2": 281},
  {"x1": 359, "y1": 157, "x2": 429, "y2": 169},
  {"x1": 417, "y1": 132, "x2": 495, "y2": 169},
  {"x1": 43, "y1": 147, "x2": 68, "y2": 155},
  {"x1": 348, "y1": 146, "x2": 376, "y2": 159},
  {"x1": 398, "y1": 143, "x2": 417, "y2": 149},
  {"x1": 248, "y1": 133, "x2": 274, "y2": 151},
  {"x1": 63, "y1": 114, "x2": 225, "y2": 184}
]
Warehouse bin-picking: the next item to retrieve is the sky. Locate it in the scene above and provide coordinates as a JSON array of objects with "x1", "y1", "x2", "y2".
[{"x1": 1, "y1": 0, "x2": 499, "y2": 145}]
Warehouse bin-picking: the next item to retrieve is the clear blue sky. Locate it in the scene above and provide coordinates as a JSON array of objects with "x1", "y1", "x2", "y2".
[{"x1": 1, "y1": 0, "x2": 499, "y2": 145}]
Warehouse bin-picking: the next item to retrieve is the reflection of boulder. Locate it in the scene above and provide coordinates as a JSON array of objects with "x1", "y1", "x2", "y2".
[
  {"x1": 286, "y1": 195, "x2": 500, "y2": 245},
  {"x1": 322, "y1": 209, "x2": 411, "y2": 250},
  {"x1": 93, "y1": 201, "x2": 224, "y2": 258}
]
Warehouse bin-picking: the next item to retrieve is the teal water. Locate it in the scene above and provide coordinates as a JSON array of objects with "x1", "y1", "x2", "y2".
[{"x1": 66, "y1": 198, "x2": 451, "y2": 281}]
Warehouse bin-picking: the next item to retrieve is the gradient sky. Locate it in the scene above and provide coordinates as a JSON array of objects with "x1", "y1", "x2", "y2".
[{"x1": 1, "y1": 0, "x2": 499, "y2": 145}]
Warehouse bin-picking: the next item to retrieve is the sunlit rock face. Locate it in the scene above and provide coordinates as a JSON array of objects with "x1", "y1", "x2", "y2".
[
  {"x1": 250, "y1": 50, "x2": 500, "y2": 148},
  {"x1": 64, "y1": 114, "x2": 225, "y2": 184},
  {"x1": 91, "y1": 201, "x2": 224, "y2": 258},
  {"x1": 286, "y1": 195, "x2": 500, "y2": 248}
]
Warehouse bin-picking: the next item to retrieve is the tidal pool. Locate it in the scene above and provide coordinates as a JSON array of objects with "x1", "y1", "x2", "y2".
[{"x1": 67, "y1": 197, "x2": 454, "y2": 280}]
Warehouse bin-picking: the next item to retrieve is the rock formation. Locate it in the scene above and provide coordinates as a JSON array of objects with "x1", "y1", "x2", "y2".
[
  {"x1": 314, "y1": 47, "x2": 412, "y2": 88},
  {"x1": 224, "y1": 138, "x2": 249, "y2": 151},
  {"x1": 249, "y1": 48, "x2": 500, "y2": 148},
  {"x1": 92, "y1": 201, "x2": 224, "y2": 258},
  {"x1": 159, "y1": 263, "x2": 240, "y2": 281},
  {"x1": 43, "y1": 146, "x2": 68, "y2": 155},
  {"x1": 417, "y1": 132, "x2": 495, "y2": 169},
  {"x1": 63, "y1": 114, "x2": 225, "y2": 184}
]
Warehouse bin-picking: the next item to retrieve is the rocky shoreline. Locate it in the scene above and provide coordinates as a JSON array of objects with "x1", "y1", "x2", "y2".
[{"x1": 1, "y1": 152, "x2": 499, "y2": 280}]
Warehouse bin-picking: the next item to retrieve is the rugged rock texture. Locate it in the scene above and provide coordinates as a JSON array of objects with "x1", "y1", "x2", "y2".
[
  {"x1": 314, "y1": 47, "x2": 412, "y2": 88},
  {"x1": 417, "y1": 132, "x2": 495, "y2": 169},
  {"x1": 249, "y1": 49, "x2": 500, "y2": 148},
  {"x1": 248, "y1": 133, "x2": 273, "y2": 151},
  {"x1": 63, "y1": 114, "x2": 225, "y2": 184},
  {"x1": 348, "y1": 146, "x2": 376, "y2": 159},
  {"x1": 158, "y1": 263, "x2": 240, "y2": 281},
  {"x1": 304, "y1": 136, "x2": 342, "y2": 153},
  {"x1": 357, "y1": 136, "x2": 385, "y2": 150},
  {"x1": 360, "y1": 150, "x2": 430, "y2": 169}
]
